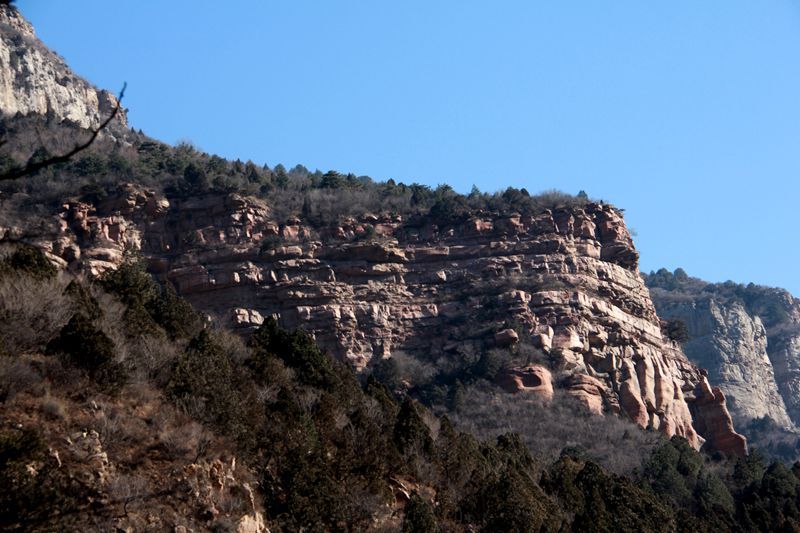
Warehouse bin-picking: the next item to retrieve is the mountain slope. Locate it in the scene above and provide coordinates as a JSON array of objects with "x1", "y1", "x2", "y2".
[
  {"x1": 0, "y1": 244, "x2": 791, "y2": 533},
  {"x1": 0, "y1": 4, "x2": 747, "y2": 457}
]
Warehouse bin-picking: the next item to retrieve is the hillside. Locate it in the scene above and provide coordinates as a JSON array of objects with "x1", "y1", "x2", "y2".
[
  {"x1": 0, "y1": 1, "x2": 746, "y2": 455},
  {"x1": 4, "y1": 3, "x2": 800, "y2": 531},
  {"x1": 2, "y1": 244, "x2": 796, "y2": 532}
]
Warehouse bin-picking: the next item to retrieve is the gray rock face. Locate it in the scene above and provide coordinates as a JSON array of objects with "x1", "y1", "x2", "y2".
[
  {"x1": 735, "y1": 287, "x2": 800, "y2": 425},
  {"x1": 650, "y1": 294, "x2": 793, "y2": 428},
  {"x1": 772, "y1": 332, "x2": 800, "y2": 423},
  {"x1": 647, "y1": 271, "x2": 800, "y2": 431},
  {"x1": 0, "y1": 5, "x2": 125, "y2": 128}
]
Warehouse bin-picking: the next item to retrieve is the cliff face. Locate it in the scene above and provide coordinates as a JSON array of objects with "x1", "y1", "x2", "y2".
[
  {"x1": 653, "y1": 296, "x2": 793, "y2": 427},
  {"x1": 0, "y1": 5, "x2": 125, "y2": 128},
  {"x1": 0, "y1": 4, "x2": 747, "y2": 456},
  {"x1": 19, "y1": 183, "x2": 745, "y2": 455},
  {"x1": 647, "y1": 271, "x2": 800, "y2": 432}
]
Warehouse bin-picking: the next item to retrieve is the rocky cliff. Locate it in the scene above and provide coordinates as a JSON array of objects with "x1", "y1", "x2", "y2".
[
  {"x1": 0, "y1": 5, "x2": 125, "y2": 129},
  {"x1": 647, "y1": 270, "x2": 800, "y2": 434},
  {"x1": 0, "y1": 4, "x2": 747, "y2": 457},
  {"x1": 13, "y1": 182, "x2": 743, "y2": 456}
]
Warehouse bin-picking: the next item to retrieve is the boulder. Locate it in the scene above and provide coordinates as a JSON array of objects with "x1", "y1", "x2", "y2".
[{"x1": 496, "y1": 365, "x2": 554, "y2": 401}]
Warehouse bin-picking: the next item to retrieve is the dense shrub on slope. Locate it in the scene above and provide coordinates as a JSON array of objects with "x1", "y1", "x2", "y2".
[{"x1": 3, "y1": 249, "x2": 800, "y2": 531}]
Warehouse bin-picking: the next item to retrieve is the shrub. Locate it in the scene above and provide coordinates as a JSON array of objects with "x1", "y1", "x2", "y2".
[
  {"x1": 102, "y1": 258, "x2": 200, "y2": 339},
  {"x1": 663, "y1": 318, "x2": 690, "y2": 344},
  {"x1": 394, "y1": 398, "x2": 434, "y2": 458},
  {"x1": 46, "y1": 313, "x2": 126, "y2": 388},
  {"x1": 167, "y1": 330, "x2": 257, "y2": 447},
  {"x1": 101, "y1": 257, "x2": 159, "y2": 308},
  {"x1": 148, "y1": 283, "x2": 202, "y2": 339},
  {"x1": 0, "y1": 246, "x2": 57, "y2": 279},
  {"x1": 0, "y1": 357, "x2": 43, "y2": 402},
  {"x1": 249, "y1": 318, "x2": 333, "y2": 387},
  {"x1": 63, "y1": 280, "x2": 102, "y2": 320},
  {"x1": 0, "y1": 427, "x2": 85, "y2": 529},
  {"x1": 0, "y1": 272, "x2": 85, "y2": 354},
  {"x1": 403, "y1": 492, "x2": 438, "y2": 533},
  {"x1": 640, "y1": 436, "x2": 733, "y2": 517}
]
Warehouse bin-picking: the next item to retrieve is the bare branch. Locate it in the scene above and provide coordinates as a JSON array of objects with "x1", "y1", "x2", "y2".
[{"x1": 0, "y1": 82, "x2": 126, "y2": 181}]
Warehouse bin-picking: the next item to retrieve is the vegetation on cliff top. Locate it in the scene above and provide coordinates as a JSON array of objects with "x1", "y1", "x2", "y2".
[{"x1": 0, "y1": 114, "x2": 598, "y2": 231}]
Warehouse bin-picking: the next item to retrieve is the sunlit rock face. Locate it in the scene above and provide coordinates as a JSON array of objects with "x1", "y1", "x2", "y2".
[
  {"x1": 496, "y1": 365, "x2": 554, "y2": 401},
  {"x1": 649, "y1": 275, "x2": 800, "y2": 436},
  {"x1": 0, "y1": 2, "x2": 746, "y2": 456},
  {"x1": 32, "y1": 184, "x2": 745, "y2": 455},
  {"x1": 0, "y1": 5, "x2": 126, "y2": 129}
]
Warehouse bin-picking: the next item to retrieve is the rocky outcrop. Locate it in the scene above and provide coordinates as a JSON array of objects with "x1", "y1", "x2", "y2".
[
  {"x1": 651, "y1": 295, "x2": 793, "y2": 428},
  {"x1": 29, "y1": 183, "x2": 745, "y2": 455},
  {"x1": 564, "y1": 373, "x2": 606, "y2": 415},
  {"x1": 0, "y1": 5, "x2": 125, "y2": 128},
  {"x1": 648, "y1": 271, "x2": 800, "y2": 432},
  {"x1": 0, "y1": 4, "x2": 746, "y2": 455},
  {"x1": 689, "y1": 379, "x2": 748, "y2": 457},
  {"x1": 497, "y1": 364, "x2": 554, "y2": 400}
]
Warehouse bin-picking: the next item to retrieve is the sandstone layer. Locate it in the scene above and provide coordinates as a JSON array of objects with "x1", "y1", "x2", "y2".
[{"x1": 21, "y1": 183, "x2": 746, "y2": 455}]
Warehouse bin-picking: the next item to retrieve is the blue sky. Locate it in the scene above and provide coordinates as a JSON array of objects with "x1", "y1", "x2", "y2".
[{"x1": 17, "y1": 1, "x2": 800, "y2": 296}]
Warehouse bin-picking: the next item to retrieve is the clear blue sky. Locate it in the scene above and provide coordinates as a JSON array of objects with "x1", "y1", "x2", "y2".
[{"x1": 16, "y1": 1, "x2": 800, "y2": 296}]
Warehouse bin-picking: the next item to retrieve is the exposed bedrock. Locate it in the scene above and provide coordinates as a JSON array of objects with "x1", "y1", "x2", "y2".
[{"x1": 18, "y1": 184, "x2": 747, "y2": 455}]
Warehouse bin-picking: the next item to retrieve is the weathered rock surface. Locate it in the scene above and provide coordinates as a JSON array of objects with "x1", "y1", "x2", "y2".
[
  {"x1": 29, "y1": 183, "x2": 745, "y2": 454},
  {"x1": 689, "y1": 378, "x2": 748, "y2": 457},
  {"x1": 652, "y1": 296, "x2": 793, "y2": 428},
  {"x1": 0, "y1": 3, "x2": 746, "y2": 455},
  {"x1": 497, "y1": 365, "x2": 554, "y2": 400},
  {"x1": 648, "y1": 272, "x2": 800, "y2": 432},
  {"x1": 0, "y1": 5, "x2": 125, "y2": 128}
]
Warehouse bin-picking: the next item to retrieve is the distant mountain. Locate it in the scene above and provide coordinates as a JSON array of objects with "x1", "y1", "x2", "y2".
[{"x1": 646, "y1": 268, "x2": 800, "y2": 459}]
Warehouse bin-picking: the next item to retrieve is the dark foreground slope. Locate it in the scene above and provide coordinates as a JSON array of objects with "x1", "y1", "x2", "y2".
[{"x1": 1, "y1": 245, "x2": 799, "y2": 532}]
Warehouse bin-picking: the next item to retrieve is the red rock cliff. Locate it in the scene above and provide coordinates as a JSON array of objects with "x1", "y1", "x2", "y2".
[{"x1": 21, "y1": 185, "x2": 746, "y2": 456}]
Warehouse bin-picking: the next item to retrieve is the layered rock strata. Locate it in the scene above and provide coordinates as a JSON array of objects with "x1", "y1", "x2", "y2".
[
  {"x1": 24, "y1": 183, "x2": 746, "y2": 455},
  {"x1": 0, "y1": 2, "x2": 747, "y2": 456}
]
